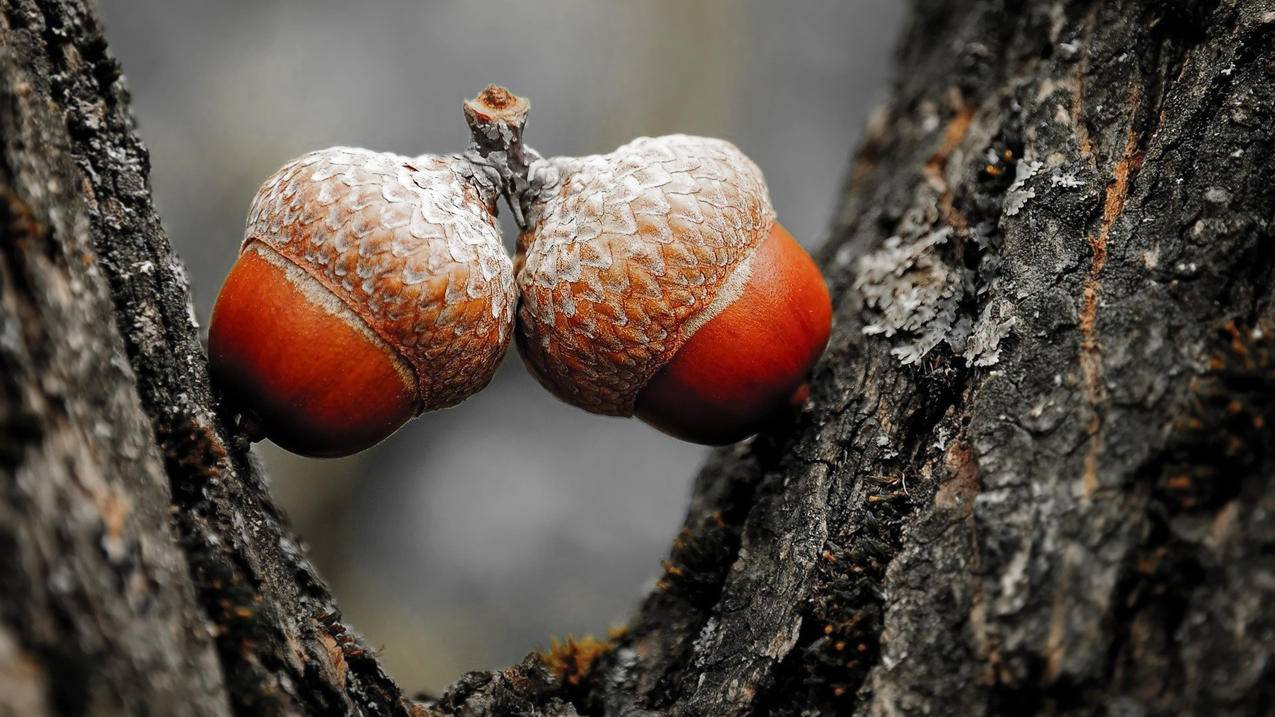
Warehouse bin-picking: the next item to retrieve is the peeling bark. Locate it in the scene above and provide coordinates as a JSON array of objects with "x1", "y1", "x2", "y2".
[
  {"x1": 2, "y1": 0, "x2": 1273, "y2": 715},
  {"x1": 574, "y1": 1, "x2": 1275, "y2": 715}
]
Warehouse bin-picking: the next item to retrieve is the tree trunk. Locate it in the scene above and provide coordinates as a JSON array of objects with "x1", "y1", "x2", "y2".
[{"x1": 2, "y1": 0, "x2": 1272, "y2": 715}]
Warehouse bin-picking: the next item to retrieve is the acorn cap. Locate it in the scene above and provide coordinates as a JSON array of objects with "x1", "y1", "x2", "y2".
[
  {"x1": 516, "y1": 135, "x2": 775, "y2": 416},
  {"x1": 244, "y1": 147, "x2": 515, "y2": 413}
]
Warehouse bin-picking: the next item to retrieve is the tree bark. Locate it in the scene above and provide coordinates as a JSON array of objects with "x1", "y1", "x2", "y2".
[
  {"x1": 1, "y1": 2, "x2": 417, "y2": 714},
  {"x1": 2, "y1": 0, "x2": 1273, "y2": 715}
]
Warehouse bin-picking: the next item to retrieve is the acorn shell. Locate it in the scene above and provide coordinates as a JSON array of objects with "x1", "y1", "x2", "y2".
[
  {"x1": 516, "y1": 135, "x2": 775, "y2": 416},
  {"x1": 244, "y1": 147, "x2": 515, "y2": 412}
]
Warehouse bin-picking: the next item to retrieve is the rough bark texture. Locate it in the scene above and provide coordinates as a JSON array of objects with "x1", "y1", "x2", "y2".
[
  {"x1": 1, "y1": 2, "x2": 418, "y2": 714},
  {"x1": 1, "y1": 0, "x2": 1273, "y2": 716}
]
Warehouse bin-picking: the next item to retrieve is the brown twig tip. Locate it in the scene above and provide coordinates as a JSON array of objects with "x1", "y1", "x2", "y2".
[
  {"x1": 477, "y1": 84, "x2": 515, "y2": 108},
  {"x1": 464, "y1": 84, "x2": 529, "y2": 126},
  {"x1": 460, "y1": 84, "x2": 539, "y2": 230}
]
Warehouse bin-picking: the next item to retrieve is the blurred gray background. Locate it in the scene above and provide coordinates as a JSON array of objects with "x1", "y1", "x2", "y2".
[{"x1": 99, "y1": 0, "x2": 902, "y2": 694}]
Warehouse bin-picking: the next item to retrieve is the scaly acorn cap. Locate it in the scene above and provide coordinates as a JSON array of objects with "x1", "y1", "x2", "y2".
[
  {"x1": 242, "y1": 147, "x2": 515, "y2": 413},
  {"x1": 515, "y1": 134, "x2": 775, "y2": 416}
]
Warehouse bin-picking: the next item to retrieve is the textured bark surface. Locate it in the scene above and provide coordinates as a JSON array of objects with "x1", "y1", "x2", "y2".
[
  {"x1": 1, "y1": 2, "x2": 416, "y2": 714},
  {"x1": 1, "y1": 0, "x2": 1273, "y2": 716}
]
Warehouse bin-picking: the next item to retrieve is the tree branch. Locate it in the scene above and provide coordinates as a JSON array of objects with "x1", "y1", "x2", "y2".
[{"x1": 2, "y1": 2, "x2": 417, "y2": 714}]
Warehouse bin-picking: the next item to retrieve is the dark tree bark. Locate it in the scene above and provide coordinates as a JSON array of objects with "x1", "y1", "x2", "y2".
[
  {"x1": 1, "y1": 0, "x2": 1273, "y2": 715},
  {"x1": 1, "y1": 2, "x2": 418, "y2": 714}
]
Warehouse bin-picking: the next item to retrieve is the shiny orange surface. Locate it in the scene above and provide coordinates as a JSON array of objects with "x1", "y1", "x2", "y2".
[
  {"x1": 635, "y1": 222, "x2": 832, "y2": 445},
  {"x1": 208, "y1": 247, "x2": 417, "y2": 457}
]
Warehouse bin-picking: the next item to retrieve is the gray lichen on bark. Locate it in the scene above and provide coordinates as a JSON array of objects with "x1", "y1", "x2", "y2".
[{"x1": 567, "y1": 0, "x2": 1275, "y2": 715}]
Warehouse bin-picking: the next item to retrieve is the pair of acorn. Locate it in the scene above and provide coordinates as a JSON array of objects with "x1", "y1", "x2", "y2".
[{"x1": 208, "y1": 87, "x2": 832, "y2": 458}]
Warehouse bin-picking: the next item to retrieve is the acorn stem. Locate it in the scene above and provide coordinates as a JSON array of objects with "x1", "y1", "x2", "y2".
[{"x1": 463, "y1": 85, "x2": 542, "y2": 231}]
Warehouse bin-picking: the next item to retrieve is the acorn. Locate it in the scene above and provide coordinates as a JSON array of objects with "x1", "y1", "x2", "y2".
[
  {"x1": 209, "y1": 147, "x2": 514, "y2": 457},
  {"x1": 516, "y1": 135, "x2": 832, "y2": 445}
]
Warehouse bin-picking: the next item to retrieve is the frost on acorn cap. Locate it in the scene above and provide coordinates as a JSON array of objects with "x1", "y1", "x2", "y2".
[
  {"x1": 516, "y1": 134, "x2": 776, "y2": 416},
  {"x1": 243, "y1": 147, "x2": 516, "y2": 412}
]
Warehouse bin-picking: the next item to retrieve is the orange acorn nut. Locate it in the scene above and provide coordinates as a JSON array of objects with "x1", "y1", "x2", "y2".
[
  {"x1": 209, "y1": 148, "x2": 514, "y2": 457},
  {"x1": 516, "y1": 136, "x2": 831, "y2": 444}
]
